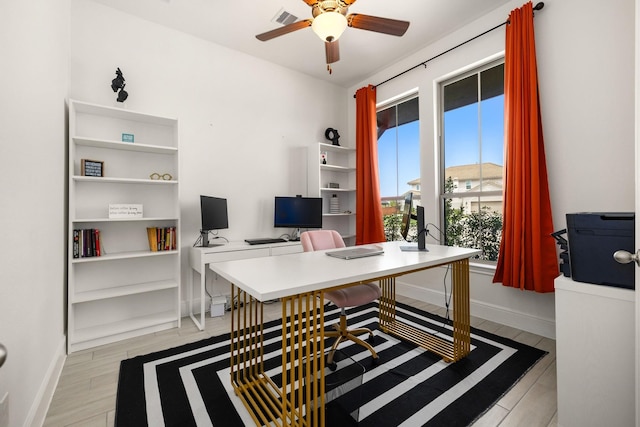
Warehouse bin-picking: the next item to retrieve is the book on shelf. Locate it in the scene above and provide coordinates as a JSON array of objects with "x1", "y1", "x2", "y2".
[
  {"x1": 146, "y1": 226, "x2": 177, "y2": 252},
  {"x1": 72, "y1": 228, "x2": 103, "y2": 258}
]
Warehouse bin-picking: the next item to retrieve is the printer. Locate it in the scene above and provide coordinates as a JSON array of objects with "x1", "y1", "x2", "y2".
[{"x1": 566, "y1": 212, "x2": 635, "y2": 289}]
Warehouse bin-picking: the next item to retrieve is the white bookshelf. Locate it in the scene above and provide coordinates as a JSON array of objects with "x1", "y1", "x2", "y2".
[
  {"x1": 67, "y1": 99, "x2": 181, "y2": 353},
  {"x1": 308, "y1": 142, "x2": 356, "y2": 244}
]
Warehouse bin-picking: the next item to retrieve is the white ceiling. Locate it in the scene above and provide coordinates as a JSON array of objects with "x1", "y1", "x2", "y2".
[{"x1": 89, "y1": 0, "x2": 513, "y2": 87}]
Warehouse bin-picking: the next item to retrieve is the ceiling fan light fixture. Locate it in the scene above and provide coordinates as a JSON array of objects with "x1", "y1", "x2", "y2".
[{"x1": 312, "y1": 11, "x2": 347, "y2": 42}]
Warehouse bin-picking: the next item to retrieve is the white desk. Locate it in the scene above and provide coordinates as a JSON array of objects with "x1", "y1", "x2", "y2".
[
  {"x1": 209, "y1": 241, "x2": 480, "y2": 427},
  {"x1": 188, "y1": 241, "x2": 302, "y2": 330}
]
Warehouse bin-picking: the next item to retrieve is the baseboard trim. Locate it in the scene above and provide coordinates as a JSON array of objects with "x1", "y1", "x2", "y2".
[
  {"x1": 29, "y1": 336, "x2": 66, "y2": 427},
  {"x1": 396, "y1": 282, "x2": 556, "y2": 339}
]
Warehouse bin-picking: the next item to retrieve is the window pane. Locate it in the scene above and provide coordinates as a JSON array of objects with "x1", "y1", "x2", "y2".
[
  {"x1": 397, "y1": 120, "x2": 420, "y2": 197},
  {"x1": 377, "y1": 125, "x2": 398, "y2": 198},
  {"x1": 444, "y1": 103, "x2": 479, "y2": 175},
  {"x1": 377, "y1": 96, "x2": 419, "y2": 242},
  {"x1": 481, "y1": 64, "x2": 505, "y2": 167},
  {"x1": 441, "y1": 61, "x2": 504, "y2": 262}
]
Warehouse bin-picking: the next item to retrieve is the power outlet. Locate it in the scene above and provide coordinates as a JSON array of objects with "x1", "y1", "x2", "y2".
[{"x1": 0, "y1": 392, "x2": 8, "y2": 427}]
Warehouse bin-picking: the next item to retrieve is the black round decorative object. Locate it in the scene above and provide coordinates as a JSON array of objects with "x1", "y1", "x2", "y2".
[
  {"x1": 325, "y1": 128, "x2": 340, "y2": 146},
  {"x1": 111, "y1": 68, "x2": 128, "y2": 103}
]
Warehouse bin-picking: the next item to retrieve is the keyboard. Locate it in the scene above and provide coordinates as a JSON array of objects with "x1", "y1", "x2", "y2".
[{"x1": 245, "y1": 238, "x2": 287, "y2": 245}]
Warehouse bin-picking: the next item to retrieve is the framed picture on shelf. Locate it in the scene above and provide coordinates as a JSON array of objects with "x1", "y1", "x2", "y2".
[{"x1": 81, "y1": 159, "x2": 104, "y2": 177}]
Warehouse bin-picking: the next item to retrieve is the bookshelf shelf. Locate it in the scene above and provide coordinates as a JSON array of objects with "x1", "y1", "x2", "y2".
[
  {"x1": 73, "y1": 136, "x2": 177, "y2": 154},
  {"x1": 73, "y1": 176, "x2": 178, "y2": 185},
  {"x1": 320, "y1": 164, "x2": 355, "y2": 172},
  {"x1": 320, "y1": 187, "x2": 355, "y2": 193},
  {"x1": 322, "y1": 213, "x2": 355, "y2": 217},
  {"x1": 72, "y1": 280, "x2": 178, "y2": 303},
  {"x1": 73, "y1": 217, "x2": 179, "y2": 223},
  {"x1": 67, "y1": 99, "x2": 181, "y2": 353},
  {"x1": 73, "y1": 311, "x2": 178, "y2": 349},
  {"x1": 70, "y1": 249, "x2": 178, "y2": 263}
]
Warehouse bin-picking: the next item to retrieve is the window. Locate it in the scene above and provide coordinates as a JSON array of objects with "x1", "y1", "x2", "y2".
[
  {"x1": 440, "y1": 60, "x2": 504, "y2": 261},
  {"x1": 376, "y1": 95, "x2": 420, "y2": 241}
]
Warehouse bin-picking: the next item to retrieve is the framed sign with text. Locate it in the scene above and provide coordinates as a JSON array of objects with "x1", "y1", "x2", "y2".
[{"x1": 81, "y1": 159, "x2": 104, "y2": 177}]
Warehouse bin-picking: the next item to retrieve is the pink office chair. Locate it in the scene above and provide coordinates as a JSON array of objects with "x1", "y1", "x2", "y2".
[{"x1": 300, "y1": 230, "x2": 380, "y2": 367}]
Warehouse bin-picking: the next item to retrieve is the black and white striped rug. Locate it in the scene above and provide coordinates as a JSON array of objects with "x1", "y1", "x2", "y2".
[{"x1": 115, "y1": 302, "x2": 547, "y2": 427}]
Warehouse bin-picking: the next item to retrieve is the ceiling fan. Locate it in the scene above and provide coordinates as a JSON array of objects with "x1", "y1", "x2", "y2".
[{"x1": 256, "y1": 0, "x2": 410, "y2": 74}]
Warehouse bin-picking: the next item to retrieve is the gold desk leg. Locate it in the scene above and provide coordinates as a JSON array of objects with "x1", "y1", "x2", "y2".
[
  {"x1": 451, "y1": 258, "x2": 471, "y2": 360},
  {"x1": 230, "y1": 284, "x2": 326, "y2": 427},
  {"x1": 377, "y1": 259, "x2": 471, "y2": 363},
  {"x1": 281, "y1": 291, "x2": 326, "y2": 427},
  {"x1": 378, "y1": 277, "x2": 396, "y2": 330},
  {"x1": 231, "y1": 285, "x2": 285, "y2": 427}
]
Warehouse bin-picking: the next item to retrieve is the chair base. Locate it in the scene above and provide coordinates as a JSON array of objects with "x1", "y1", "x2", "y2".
[{"x1": 325, "y1": 313, "x2": 379, "y2": 367}]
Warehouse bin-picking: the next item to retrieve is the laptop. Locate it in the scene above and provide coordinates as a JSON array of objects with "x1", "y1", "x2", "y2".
[{"x1": 326, "y1": 245, "x2": 384, "y2": 260}]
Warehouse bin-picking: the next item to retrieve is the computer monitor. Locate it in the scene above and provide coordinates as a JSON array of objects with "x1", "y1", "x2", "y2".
[
  {"x1": 274, "y1": 196, "x2": 322, "y2": 239},
  {"x1": 400, "y1": 192, "x2": 414, "y2": 240},
  {"x1": 400, "y1": 192, "x2": 426, "y2": 251},
  {"x1": 200, "y1": 195, "x2": 228, "y2": 247}
]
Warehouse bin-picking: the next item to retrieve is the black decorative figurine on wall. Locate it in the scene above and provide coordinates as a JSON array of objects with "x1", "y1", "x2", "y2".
[
  {"x1": 111, "y1": 68, "x2": 128, "y2": 102},
  {"x1": 325, "y1": 127, "x2": 340, "y2": 146}
]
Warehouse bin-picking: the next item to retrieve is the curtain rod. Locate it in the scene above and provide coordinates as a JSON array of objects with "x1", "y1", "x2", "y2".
[{"x1": 353, "y1": 2, "x2": 544, "y2": 98}]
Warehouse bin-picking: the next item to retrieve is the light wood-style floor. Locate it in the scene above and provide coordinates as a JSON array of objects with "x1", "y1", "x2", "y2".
[{"x1": 44, "y1": 295, "x2": 558, "y2": 427}]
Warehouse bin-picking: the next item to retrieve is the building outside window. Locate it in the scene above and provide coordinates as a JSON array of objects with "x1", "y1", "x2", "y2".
[{"x1": 440, "y1": 60, "x2": 505, "y2": 261}]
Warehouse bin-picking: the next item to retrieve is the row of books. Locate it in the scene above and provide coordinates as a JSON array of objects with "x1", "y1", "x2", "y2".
[
  {"x1": 73, "y1": 229, "x2": 102, "y2": 258},
  {"x1": 147, "y1": 227, "x2": 177, "y2": 252}
]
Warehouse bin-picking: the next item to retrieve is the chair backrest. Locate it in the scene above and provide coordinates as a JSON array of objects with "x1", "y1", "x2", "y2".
[{"x1": 300, "y1": 230, "x2": 346, "y2": 252}]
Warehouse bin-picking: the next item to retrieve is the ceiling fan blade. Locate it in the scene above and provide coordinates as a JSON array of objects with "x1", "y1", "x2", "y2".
[
  {"x1": 347, "y1": 14, "x2": 410, "y2": 37},
  {"x1": 256, "y1": 19, "x2": 312, "y2": 41},
  {"x1": 325, "y1": 40, "x2": 340, "y2": 64}
]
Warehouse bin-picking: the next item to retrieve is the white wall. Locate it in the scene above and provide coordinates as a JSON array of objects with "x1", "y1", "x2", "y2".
[
  {"x1": 69, "y1": 0, "x2": 348, "y2": 306},
  {"x1": 0, "y1": 1, "x2": 70, "y2": 426},
  {"x1": 347, "y1": 0, "x2": 636, "y2": 338},
  {"x1": 2, "y1": 1, "x2": 634, "y2": 425}
]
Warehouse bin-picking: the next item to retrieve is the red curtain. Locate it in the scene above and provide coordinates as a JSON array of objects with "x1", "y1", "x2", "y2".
[
  {"x1": 355, "y1": 85, "x2": 386, "y2": 245},
  {"x1": 493, "y1": 2, "x2": 558, "y2": 292}
]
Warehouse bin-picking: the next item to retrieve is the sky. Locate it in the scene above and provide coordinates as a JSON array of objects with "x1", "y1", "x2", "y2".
[{"x1": 377, "y1": 95, "x2": 504, "y2": 198}]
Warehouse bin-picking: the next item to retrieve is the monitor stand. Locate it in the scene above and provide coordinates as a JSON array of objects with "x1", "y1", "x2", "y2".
[
  {"x1": 290, "y1": 228, "x2": 301, "y2": 241},
  {"x1": 199, "y1": 231, "x2": 225, "y2": 248},
  {"x1": 200, "y1": 230, "x2": 209, "y2": 248}
]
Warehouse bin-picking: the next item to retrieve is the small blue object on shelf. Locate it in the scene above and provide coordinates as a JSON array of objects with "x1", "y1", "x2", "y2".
[{"x1": 122, "y1": 133, "x2": 134, "y2": 143}]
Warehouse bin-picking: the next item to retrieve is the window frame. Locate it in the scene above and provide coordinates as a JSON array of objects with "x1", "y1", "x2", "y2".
[
  {"x1": 376, "y1": 91, "x2": 420, "y2": 242},
  {"x1": 437, "y1": 58, "x2": 505, "y2": 263}
]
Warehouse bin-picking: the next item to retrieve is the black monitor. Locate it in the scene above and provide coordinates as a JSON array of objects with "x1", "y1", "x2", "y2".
[
  {"x1": 200, "y1": 195, "x2": 228, "y2": 247},
  {"x1": 401, "y1": 192, "x2": 414, "y2": 240},
  {"x1": 274, "y1": 196, "x2": 322, "y2": 239},
  {"x1": 400, "y1": 192, "x2": 426, "y2": 251}
]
